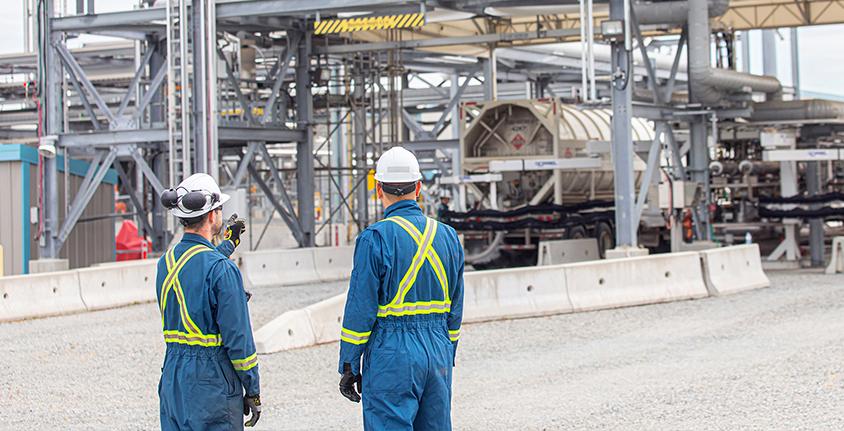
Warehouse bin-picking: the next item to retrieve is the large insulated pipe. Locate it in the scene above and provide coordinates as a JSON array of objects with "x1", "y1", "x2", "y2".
[
  {"x1": 634, "y1": 0, "x2": 727, "y2": 25},
  {"x1": 750, "y1": 99, "x2": 844, "y2": 122},
  {"x1": 687, "y1": 0, "x2": 781, "y2": 105}
]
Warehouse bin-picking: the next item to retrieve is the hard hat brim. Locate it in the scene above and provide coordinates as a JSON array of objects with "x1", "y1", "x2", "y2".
[{"x1": 373, "y1": 172, "x2": 422, "y2": 183}]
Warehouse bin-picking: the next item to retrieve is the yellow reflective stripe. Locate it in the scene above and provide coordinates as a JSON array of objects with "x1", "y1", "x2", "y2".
[
  {"x1": 173, "y1": 278, "x2": 203, "y2": 336},
  {"x1": 386, "y1": 217, "x2": 433, "y2": 307},
  {"x1": 449, "y1": 329, "x2": 460, "y2": 341},
  {"x1": 386, "y1": 216, "x2": 449, "y2": 300},
  {"x1": 161, "y1": 245, "x2": 207, "y2": 324},
  {"x1": 340, "y1": 327, "x2": 371, "y2": 345},
  {"x1": 163, "y1": 330, "x2": 223, "y2": 347},
  {"x1": 341, "y1": 328, "x2": 371, "y2": 337},
  {"x1": 398, "y1": 219, "x2": 437, "y2": 305},
  {"x1": 376, "y1": 300, "x2": 452, "y2": 317},
  {"x1": 231, "y1": 353, "x2": 259, "y2": 371},
  {"x1": 160, "y1": 244, "x2": 210, "y2": 336}
]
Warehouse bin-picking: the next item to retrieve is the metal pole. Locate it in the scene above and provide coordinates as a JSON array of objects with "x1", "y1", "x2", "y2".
[
  {"x1": 41, "y1": 0, "x2": 62, "y2": 258},
  {"x1": 762, "y1": 29, "x2": 777, "y2": 77},
  {"x1": 483, "y1": 49, "x2": 497, "y2": 101},
  {"x1": 192, "y1": 0, "x2": 207, "y2": 174},
  {"x1": 296, "y1": 31, "x2": 315, "y2": 247},
  {"x1": 807, "y1": 161, "x2": 824, "y2": 267},
  {"x1": 609, "y1": 0, "x2": 637, "y2": 247},
  {"x1": 790, "y1": 28, "x2": 800, "y2": 98},
  {"x1": 353, "y1": 70, "x2": 369, "y2": 228}
]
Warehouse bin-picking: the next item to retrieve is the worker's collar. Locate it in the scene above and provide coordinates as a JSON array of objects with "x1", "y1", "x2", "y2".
[
  {"x1": 383, "y1": 199, "x2": 422, "y2": 218},
  {"x1": 182, "y1": 232, "x2": 216, "y2": 248}
]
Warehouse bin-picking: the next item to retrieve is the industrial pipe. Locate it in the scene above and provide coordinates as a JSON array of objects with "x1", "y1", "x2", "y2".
[
  {"x1": 633, "y1": 0, "x2": 727, "y2": 25},
  {"x1": 750, "y1": 99, "x2": 844, "y2": 122},
  {"x1": 687, "y1": 0, "x2": 781, "y2": 105}
]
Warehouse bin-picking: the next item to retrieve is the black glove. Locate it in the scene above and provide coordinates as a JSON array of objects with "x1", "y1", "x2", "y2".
[
  {"x1": 339, "y1": 363, "x2": 362, "y2": 403},
  {"x1": 225, "y1": 215, "x2": 246, "y2": 247},
  {"x1": 243, "y1": 394, "x2": 262, "y2": 427}
]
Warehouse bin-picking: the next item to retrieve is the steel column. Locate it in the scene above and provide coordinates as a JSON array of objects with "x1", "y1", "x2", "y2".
[
  {"x1": 609, "y1": 0, "x2": 637, "y2": 247},
  {"x1": 352, "y1": 72, "x2": 369, "y2": 228},
  {"x1": 807, "y1": 161, "x2": 824, "y2": 267},
  {"x1": 41, "y1": 0, "x2": 62, "y2": 258},
  {"x1": 295, "y1": 31, "x2": 315, "y2": 247}
]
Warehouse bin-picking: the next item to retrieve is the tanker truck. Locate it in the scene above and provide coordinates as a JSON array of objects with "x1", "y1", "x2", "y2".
[{"x1": 439, "y1": 99, "x2": 670, "y2": 269}]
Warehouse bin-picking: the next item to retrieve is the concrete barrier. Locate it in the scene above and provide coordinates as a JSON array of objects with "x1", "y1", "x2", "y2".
[
  {"x1": 463, "y1": 265, "x2": 572, "y2": 322},
  {"x1": 312, "y1": 247, "x2": 354, "y2": 282},
  {"x1": 536, "y1": 239, "x2": 600, "y2": 266},
  {"x1": 565, "y1": 252, "x2": 708, "y2": 311},
  {"x1": 240, "y1": 248, "x2": 318, "y2": 288},
  {"x1": 78, "y1": 259, "x2": 158, "y2": 311},
  {"x1": 700, "y1": 244, "x2": 770, "y2": 296},
  {"x1": 825, "y1": 237, "x2": 844, "y2": 274},
  {"x1": 0, "y1": 270, "x2": 86, "y2": 322},
  {"x1": 254, "y1": 308, "x2": 318, "y2": 354}
]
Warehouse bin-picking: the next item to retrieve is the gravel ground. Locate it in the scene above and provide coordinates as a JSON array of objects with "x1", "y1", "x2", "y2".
[{"x1": 1, "y1": 270, "x2": 843, "y2": 430}]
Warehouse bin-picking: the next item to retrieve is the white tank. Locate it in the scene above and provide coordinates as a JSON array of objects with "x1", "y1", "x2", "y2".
[{"x1": 459, "y1": 99, "x2": 654, "y2": 206}]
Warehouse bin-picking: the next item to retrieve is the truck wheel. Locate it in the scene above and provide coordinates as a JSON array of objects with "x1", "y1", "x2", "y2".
[
  {"x1": 567, "y1": 225, "x2": 587, "y2": 239},
  {"x1": 595, "y1": 222, "x2": 614, "y2": 258}
]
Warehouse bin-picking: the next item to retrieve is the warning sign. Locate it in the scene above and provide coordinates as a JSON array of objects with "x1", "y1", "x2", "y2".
[{"x1": 510, "y1": 133, "x2": 526, "y2": 150}]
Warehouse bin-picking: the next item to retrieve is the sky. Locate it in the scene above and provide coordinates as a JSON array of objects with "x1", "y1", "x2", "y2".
[{"x1": 3, "y1": 0, "x2": 844, "y2": 98}]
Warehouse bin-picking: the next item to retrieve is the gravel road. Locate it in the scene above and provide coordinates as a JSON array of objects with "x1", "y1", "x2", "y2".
[{"x1": 1, "y1": 270, "x2": 842, "y2": 430}]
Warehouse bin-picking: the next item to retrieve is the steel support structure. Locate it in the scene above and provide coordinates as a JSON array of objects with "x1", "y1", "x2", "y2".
[
  {"x1": 609, "y1": 0, "x2": 637, "y2": 248},
  {"x1": 41, "y1": 0, "x2": 62, "y2": 258}
]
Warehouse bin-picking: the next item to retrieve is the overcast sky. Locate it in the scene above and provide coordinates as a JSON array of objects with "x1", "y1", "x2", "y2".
[{"x1": 3, "y1": 0, "x2": 844, "y2": 98}]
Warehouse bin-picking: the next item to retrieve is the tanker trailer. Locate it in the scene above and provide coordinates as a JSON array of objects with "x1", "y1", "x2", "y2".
[{"x1": 445, "y1": 99, "x2": 656, "y2": 268}]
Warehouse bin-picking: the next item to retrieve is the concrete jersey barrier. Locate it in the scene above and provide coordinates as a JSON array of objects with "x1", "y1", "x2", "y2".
[
  {"x1": 312, "y1": 247, "x2": 355, "y2": 282},
  {"x1": 564, "y1": 252, "x2": 709, "y2": 311},
  {"x1": 0, "y1": 270, "x2": 86, "y2": 322},
  {"x1": 462, "y1": 265, "x2": 572, "y2": 322},
  {"x1": 240, "y1": 246, "x2": 355, "y2": 289},
  {"x1": 78, "y1": 259, "x2": 158, "y2": 311},
  {"x1": 699, "y1": 244, "x2": 770, "y2": 296},
  {"x1": 536, "y1": 239, "x2": 600, "y2": 266}
]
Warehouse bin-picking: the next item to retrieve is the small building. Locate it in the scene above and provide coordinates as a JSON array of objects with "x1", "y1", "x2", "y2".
[{"x1": 0, "y1": 144, "x2": 116, "y2": 275}]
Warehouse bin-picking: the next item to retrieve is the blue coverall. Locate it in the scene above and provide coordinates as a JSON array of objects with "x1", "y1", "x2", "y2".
[
  {"x1": 339, "y1": 200, "x2": 465, "y2": 430},
  {"x1": 156, "y1": 233, "x2": 260, "y2": 431}
]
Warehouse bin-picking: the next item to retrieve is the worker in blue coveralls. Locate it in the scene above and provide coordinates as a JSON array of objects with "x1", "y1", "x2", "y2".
[
  {"x1": 338, "y1": 147, "x2": 465, "y2": 430},
  {"x1": 156, "y1": 173, "x2": 261, "y2": 430}
]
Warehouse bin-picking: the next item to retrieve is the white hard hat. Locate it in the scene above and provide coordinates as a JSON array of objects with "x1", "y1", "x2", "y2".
[
  {"x1": 374, "y1": 147, "x2": 422, "y2": 183},
  {"x1": 161, "y1": 173, "x2": 230, "y2": 218}
]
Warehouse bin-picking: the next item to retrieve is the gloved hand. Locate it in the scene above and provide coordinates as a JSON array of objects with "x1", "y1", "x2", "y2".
[
  {"x1": 224, "y1": 214, "x2": 246, "y2": 247},
  {"x1": 243, "y1": 394, "x2": 262, "y2": 427},
  {"x1": 339, "y1": 363, "x2": 362, "y2": 403}
]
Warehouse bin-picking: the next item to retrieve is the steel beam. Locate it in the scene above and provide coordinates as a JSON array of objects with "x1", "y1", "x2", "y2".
[
  {"x1": 116, "y1": 44, "x2": 156, "y2": 117},
  {"x1": 113, "y1": 162, "x2": 155, "y2": 235},
  {"x1": 247, "y1": 163, "x2": 304, "y2": 246},
  {"x1": 262, "y1": 35, "x2": 299, "y2": 123},
  {"x1": 218, "y1": 127, "x2": 306, "y2": 143},
  {"x1": 316, "y1": 28, "x2": 581, "y2": 54},
  {"x1": 133, "y1": 64, "x2": 168, "y2": 123},
  {"x1": 60, "y1": 129, "x2": 169, "y2": 147},
  {"x1": 54, "y1": 42, "x2": 117, "y2": 125},
  {"x1": 57, "y1": 149, "x2": 118, "y2": 247},
  {"x1": 130, "y1": 149, "x2": 166, "y2": 195}
]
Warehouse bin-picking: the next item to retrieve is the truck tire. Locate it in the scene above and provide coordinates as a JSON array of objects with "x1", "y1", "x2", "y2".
[
  {"x1": 567, "y1": 225, "x2": 587, "y2": 239},
  {"x1": 595, "y1": 222, "x2": 614, "y2": 258}
]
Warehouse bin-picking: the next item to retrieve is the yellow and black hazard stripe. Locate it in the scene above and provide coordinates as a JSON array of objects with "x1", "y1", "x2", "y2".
[{"x1": 314, "y1": 12, "x2": 425, "y2": 35}]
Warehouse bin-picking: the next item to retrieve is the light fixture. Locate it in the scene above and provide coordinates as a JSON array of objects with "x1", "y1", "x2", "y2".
[{"x1": 38, "y1": 135, "x2": 57, "y2": 158}]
